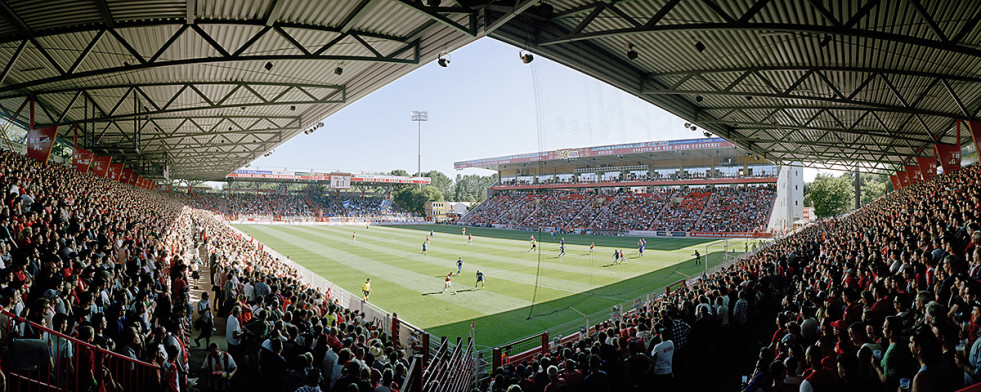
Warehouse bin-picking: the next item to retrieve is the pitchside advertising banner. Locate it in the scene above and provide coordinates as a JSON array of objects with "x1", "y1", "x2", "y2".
[
  {"x1": 91, "y1": 156, "x2": 111, "y2": 177},
  {"x1": 917, "y1": 156, "x2": 937, "y2": 181},
  {"x1": 227, "y1": 170, "x2": 430, "y2": 184},
  {"x1": 453, "y1": 137, "x2": 736, "y2": 169},
  {"x1": 26, "y1": 126, "x2": 58, "y2": 163},
  {"x1": 71, "y1": 147, "x2": 94, "y2": 173}
]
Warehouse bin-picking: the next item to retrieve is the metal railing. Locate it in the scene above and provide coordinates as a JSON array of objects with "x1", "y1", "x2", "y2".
[{"x1": 0, "y1": 309, "x2": 159, "y2": 392}]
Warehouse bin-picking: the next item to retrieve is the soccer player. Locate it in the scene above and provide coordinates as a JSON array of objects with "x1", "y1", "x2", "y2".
[
  {"x1": 638, "y1": 240, "x2": 645, "y2": 257},
  {"x1": 442, "y1": 273, "x2": 454, "y2": 294},
  {"x1": 422, "y1": 242, "x2": 428, "y2": 256},
  {"x1": 467, "y1": 233, "x2": 472, "y2": 245},
  {"x1": 529, "y1": 238, "x2": 537, "y2": 251},
  {"x1": 620, "y1": 249, "x2": 627, "y2": 264},
  {"x1": 352, "y1": 232, "x2": 356, "y2": 242},
  {"x1": 362, "y1": 278, "x2": 371, "y2": 301},
  {"x1": 462, "y1": 227, "x2": 466, "y2": 235},
  {"x1": 558, "y1": 243, "x2": 566, "y2": 258},
  {"x1": 560, "y1": 237, "x2": 565, "y2": 246},
  {"x1": 475, "y1": 270, "x2": 485, "y2": 288},
  {"x1": 614, "y1": 249, "x2": 620, "y2": 265},
  {"x1": 456, "y1": 257, "x2": 463, "y2": 275},
  {"x1": 693, "y1": 250, "x2": 701, "y2": 265},
  {"x1": 589, "y1": 242, "x2": 594, "y2": 254},
  {"x1": 430, "y1": 229, "x2": 434, "y2": 237}
]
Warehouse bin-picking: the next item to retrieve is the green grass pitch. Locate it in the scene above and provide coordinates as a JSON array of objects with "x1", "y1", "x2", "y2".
[{"x1": 234, "y1": 223, "x2": 758, "y2": 349}]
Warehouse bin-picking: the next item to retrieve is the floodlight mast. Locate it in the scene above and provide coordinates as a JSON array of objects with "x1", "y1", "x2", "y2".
[{"x1": 411, "y1": 111, "x2": 428, "y2": 189}]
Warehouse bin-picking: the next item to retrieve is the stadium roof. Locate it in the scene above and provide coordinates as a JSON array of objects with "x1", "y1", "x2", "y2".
[
  {"x1": 0, "y1": 0, "x2": 486, "y2": 180},
  {"x1": 2, "y1": 0, "x2": 979, "y2": 179},
  {"x1": 489, "y1": 0, "x2": 981, "y2": 174},
  {"x1": 454, "y1": 137, "x2": 774, "y2": 172}
]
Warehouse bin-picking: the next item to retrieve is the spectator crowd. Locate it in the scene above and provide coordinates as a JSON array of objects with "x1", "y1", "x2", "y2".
[
  {"x1": 0, "y1": 148, "x2": 411, "y2": 392},
  {"x1": 462, "y1": 186, "x2": 774, "y2": 233},
  {"x1": 478, "y1": 164, "x2": 981, "y2": 392}
]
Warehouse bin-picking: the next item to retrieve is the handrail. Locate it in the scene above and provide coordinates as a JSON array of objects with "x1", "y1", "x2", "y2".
[
  {"x1": 0, "y1": 308, "x2": 156, "y2": 368},
  {"x1": 0, "y1": 307, "x2": 158, "y2": 392}
]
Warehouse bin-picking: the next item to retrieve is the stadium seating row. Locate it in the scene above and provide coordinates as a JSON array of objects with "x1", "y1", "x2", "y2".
[
  {"x1": 461, "y1": 186, "x2": 775, "y2": 233},
  {"x1": 481, "y1": 164, "x2": 981, "y2": 392},
  {"x1": 0, "y1": 148, "x2": 409, "y2": 392}
]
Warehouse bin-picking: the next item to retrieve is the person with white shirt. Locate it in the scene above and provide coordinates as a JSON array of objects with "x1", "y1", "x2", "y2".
[
  {"x1": 651, "y1": 328, "x2": 675, "y2": 388},
  {"x1": 226, "y1": 306, "x2": 244, "y2": 361}
]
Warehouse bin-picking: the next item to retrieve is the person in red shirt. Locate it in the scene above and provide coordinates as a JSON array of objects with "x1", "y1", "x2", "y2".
[
  {"x1": 800, "y1": 345, "x2": 839, "y2": 391},
  {"x1": 162, "y1": 344, "x2": 180, "y2": 392}
]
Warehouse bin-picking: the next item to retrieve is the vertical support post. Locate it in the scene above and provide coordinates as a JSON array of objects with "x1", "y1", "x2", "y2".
[
  {"x1": 542, "y1": 332, "x2": 549, "y2": 356},
  {"x1": 409, "y1": 354, "x2": 424, "y2": 392},
  {"x1": 492, "y1": 347, "x2": 501, "y2": 371},
  {"x1": 854, "y1": 167, "x2": 861, "y2": 210},
  {"x1": 421, "y1": 333, "x2": 430, "y2": 365},
  {"x1": 29, "y1": 93, "x2": 35, "y2": 129}
]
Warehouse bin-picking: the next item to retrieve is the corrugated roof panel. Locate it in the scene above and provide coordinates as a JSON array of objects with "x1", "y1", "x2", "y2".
[
  {"x1": 355, "y1": 2, "x2": 439, "y2": 37},
  {"x1": 9, "y1": 0, "x2": 102, "y2": 34},
  {"x1": 199, "y1": 0, "x2": 272, "y2": 20},
  {"x1": 106, "y1": 0, "x2": 186, "y2": 21},
  {"x1": 278, "y1": 0, "x2": 360, "y2": 27}
]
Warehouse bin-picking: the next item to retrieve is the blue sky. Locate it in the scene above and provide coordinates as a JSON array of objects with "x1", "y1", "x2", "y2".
[{"x1": 245, "y1": 38, "x2": 823, "y2": 181}]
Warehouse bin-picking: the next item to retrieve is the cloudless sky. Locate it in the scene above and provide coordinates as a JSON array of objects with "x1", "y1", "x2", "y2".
[{"x1": 245, "y1": 38, "x2": 826, "y2": 182}]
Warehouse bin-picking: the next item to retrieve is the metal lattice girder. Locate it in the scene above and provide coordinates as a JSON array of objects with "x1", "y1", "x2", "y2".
[
  {"x1": 0, "y1": 20, "x2": 421, "y2": 94},
  {"x1": 536, "y1": 1, "x2": 981, "y2": 59},
  {"x1": 391, "y1": 1, "x2": 478, "y2": 37},
  {"x1": 0, "y1": 82, "x2": 341, "y2": 127},
  {"x1": 483, "y1": 0, "x2": 981, "y2": 175}
]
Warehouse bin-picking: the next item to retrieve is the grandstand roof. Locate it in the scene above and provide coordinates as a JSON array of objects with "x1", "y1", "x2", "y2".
[
  {"x1": 489, "y1": 0, "x2": 981, "y2": 174},
  {"x1": 454, "y1": 137, "x2": 770, "y2": 172},
  {"x1": 3, "y1": 1, "x2": 978, "y2": 179},
  {"x1": 0, "y1": 0, "x2": 485, "y2": 180}
]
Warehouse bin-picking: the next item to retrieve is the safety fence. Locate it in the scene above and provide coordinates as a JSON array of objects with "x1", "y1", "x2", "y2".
[
  {"x1": 401, "y1": 337, "x2": 474, "y2": 392},
  {"x1": 0, "y1": 309, "x2": 159, "y2": 392}
]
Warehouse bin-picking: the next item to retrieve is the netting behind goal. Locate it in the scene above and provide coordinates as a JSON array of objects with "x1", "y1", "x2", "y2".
[{"x1": 523, "y1": 55, "x2": 669, "y2": 319}]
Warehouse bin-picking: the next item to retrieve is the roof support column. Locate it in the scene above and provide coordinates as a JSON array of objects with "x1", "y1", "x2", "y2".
[{"x1": 854, "y1": 167, "x2": 861, "y2": 210}]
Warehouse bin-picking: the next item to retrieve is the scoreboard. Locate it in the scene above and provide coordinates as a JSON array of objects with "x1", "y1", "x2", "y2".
[{"x1": 329, "y1": 173, "x2": 351, "y2": 189}]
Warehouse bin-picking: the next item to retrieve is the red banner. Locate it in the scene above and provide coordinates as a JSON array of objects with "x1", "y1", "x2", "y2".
[
  {"x1": 890, "y1": 175, "x2": 900, "y2": 190},
  {"x1": 969, "y1": 120, "x2": 981, "y2": 159},
  {"x1": 905, "y1": 165, "x2": 922, "y2": 184},
  {"x1": 687, "y1": 231, "x2": 772, "y2": 238},
  {"x1": 71, "y1": 147, "x2": 94, "y2": 173},
  {"x1": 119, "y1": 169, "x2": 133, "y2": 184},
  {"x1": 898, "y1": 171, "x2": 909, "y2": 188},
  {"x1": 107, "y1": 163, "x2": 124, "y2": 181},
  {"x1": 935, "y1": 144, "x2": 961, "y2": 173},
  {"x1": 916, "y1": 156, "x2": 937, "y2": 181},
  {"x1": 91, "y1": 156, "x2": 111, "y2": 177},
  {"x1": 26, "y1": 126, "x2": 58, "y2": 164}
]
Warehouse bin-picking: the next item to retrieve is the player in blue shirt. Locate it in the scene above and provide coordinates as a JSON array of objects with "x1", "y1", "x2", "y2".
[
  {"x1": 558, "y1": 244, "x2": 566, "y2": 258},
  {"x1": 475, "y1": 270, "x2": 485, "y2": 288},
  {"x1": 560, "y1": 237, "x2": 565, "y2": 246},
  {"x1": 456, "y1": 257, "x2": 463, "y2": 275},
  {"x1": 430, "y1": 229, "x2": 434, "y2": 237},
  {"x1": 422, "y1": 242, "x2": 427, "y2": 256},
  {"x1": 614, "y1": 249, "x2": 620, "y2": 265}
]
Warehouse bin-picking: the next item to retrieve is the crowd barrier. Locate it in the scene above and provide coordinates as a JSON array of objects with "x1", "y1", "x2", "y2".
[{"x1": 0, "y1": 309, "x2": 158, "y2": 392}]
